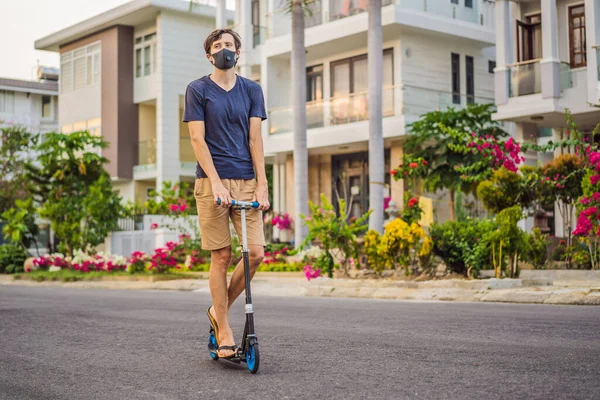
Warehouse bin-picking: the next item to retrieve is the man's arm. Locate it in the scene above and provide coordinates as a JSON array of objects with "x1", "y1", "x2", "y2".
[
  {"x1": 248, "y1": 117, "x2": 270, "y2": 211},
  {"x1": 188, "y1": 121, "x2": 232, "y2": 207}
]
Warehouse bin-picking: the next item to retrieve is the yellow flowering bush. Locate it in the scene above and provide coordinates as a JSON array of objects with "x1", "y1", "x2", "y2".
[{"x1": 364, "y1": 218, "x2": 433, "y2": 276}]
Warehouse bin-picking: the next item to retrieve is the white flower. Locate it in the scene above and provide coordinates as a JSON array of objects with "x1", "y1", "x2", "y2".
[
  {"x1": 300, "y1": 246, "x2": 323, "y2": 260},
  {"x1": 49, "y1": 266, "x2": 61, "y2": 272}
]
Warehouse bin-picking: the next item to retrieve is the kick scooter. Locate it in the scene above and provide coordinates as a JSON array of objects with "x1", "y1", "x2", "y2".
[{"x1": 208, "y1": 199, "x2": 260, "y2": 374}]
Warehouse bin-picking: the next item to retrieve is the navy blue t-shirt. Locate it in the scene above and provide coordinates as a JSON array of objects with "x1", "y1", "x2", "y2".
[{"x1": 182, "y1": 75, "x2": 267, "y2": 179}]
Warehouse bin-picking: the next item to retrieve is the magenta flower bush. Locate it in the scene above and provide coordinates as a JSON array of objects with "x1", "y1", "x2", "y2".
[
  {"x1": 270, "y1": 213, "x2": 293, "y2": 231},
  {"x1": 303, "y1": 265, "x2": 321, "y2": 281}
]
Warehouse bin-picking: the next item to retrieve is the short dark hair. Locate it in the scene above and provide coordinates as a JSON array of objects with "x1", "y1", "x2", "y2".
[{"x1": 204, "y1": 29, "x2": 242, "y2": 54}]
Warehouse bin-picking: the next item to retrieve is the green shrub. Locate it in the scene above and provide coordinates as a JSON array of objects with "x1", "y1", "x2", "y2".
[
  {"x1": 429, "y1": 218, "x2": 497, "y2": 275},
  {"x1": 0, "y1": 244, "x2": 27, "y2": 274},
  {"x1": 523, "y1": 228, "x2": 550, "y2": 268}
]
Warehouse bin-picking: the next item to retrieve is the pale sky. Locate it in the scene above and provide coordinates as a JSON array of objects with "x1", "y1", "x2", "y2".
[{"x1": 0, "y1": 0, "x2": 130, "y2": 81}]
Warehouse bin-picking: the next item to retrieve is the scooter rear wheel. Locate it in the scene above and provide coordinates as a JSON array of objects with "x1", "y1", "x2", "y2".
[{"x1": 246, "y1": 343, "x2": 259, "y2": 374}]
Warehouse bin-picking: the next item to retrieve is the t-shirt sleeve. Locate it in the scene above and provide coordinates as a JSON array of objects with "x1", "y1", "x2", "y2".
[
  {"x1": 182, "y1": 84, "x2": 204, "y2": 123},
  {"x1": 249, "y1": 83, "x2": 267, "y2": 121}
]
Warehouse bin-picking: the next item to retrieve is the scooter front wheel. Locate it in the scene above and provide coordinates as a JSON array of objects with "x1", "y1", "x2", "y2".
[
  {"x1": 246, "y1": 343, "x2": 259, "y2": 374},
  {"x1": 208, "y1": 331, "x2": 219, "y2": 361}
]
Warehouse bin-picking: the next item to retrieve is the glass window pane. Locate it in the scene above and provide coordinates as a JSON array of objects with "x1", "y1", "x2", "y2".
[
  {"x1": 144, "y1": 33, "x2": 156, "y2": 42},
  {"x1": 74, "y1": 57, "x2": 86, "y2": 89},
  {"x1": 315, "y1": 75, "x2": 322, "y2": 100},
  {"x1": 353, "y1": 58, "x2": 368, "y2": 93},
  {"x1": 144, "y1": 46, "x2": 151, "y2": 76},
  {"x1": 136, "y1": 48, "x2": 142, "y2": 78},
  {"x1": 332, "y1": 62, "x2": 350, "y2": 97},
  {"x1": 135, "y1": 37, "x2": 142, "y2": 44},
  {"x1": 383, "y1": 52, "x2": 393, "y2": 87},
  {"x1": 0, "y1": 91, "x2": 5, "y2": 112},
  {"x1": 42, "y1": 96, "x2": 52, "y2": 118},
  {"x1": 93, "y1": 54, "x2": 101, "y2": 84},
  {"x1": 87, "y1": 56, "x2": 93, "y2": 85},
  {"x1": 61, "y1": 61, "x2": 73, "y2": 92},
  {"x1": 152, "y1": 43, "x2": 157, "y2": 74}
]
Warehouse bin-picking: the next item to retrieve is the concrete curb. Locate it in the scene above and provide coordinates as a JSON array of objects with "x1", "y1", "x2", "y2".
[{"x1": 2, "y1": 274, "x2": 600, "y2": 306}]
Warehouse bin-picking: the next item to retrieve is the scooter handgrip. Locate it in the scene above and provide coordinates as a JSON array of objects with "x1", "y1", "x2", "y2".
[{"x1": 251, "y1": 201, "x2": 260, "y2": 208}]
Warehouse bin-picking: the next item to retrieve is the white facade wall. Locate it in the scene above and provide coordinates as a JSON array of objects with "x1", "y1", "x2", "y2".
[
  {"x1": 59, "y1": 86, "x2": 101, "y2": 129},
  {"x1": 155, "y1": 11, "x2": 215, "y2": 189},
  {"x1": 0, "y1": 90, "x2": 58, "y2": 134}
]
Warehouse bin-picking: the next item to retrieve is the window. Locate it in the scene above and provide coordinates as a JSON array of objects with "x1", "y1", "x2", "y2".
[
  {"x1": 60, "y1": 42, "x2": 101, "y2": 93},
  {"x1": 251, "y1": 0, "x2": 261, "y2": 47},
  {"x1": 330, "y1": 49, "x2": 394, "y2": 97},
  {"x1": 135, "y1": 32, "x2": 157, "y2": 78},
  {"x1": 451, "y1": 53, "x2": 460, "y2": 104},
  {"x1": 569, "y1": 5, "x2": 586, "y2": 68},
  {"x1": 0, "y1": 90, "x2": 15, "y2": 113},
  {"x1": 466, "y1": 56, "x2": 475, "y2": 104},
  {"x1": 517, "y1": 14, "x2": 542, "y2": 62},
  {"x1": 307, "y1": 65, "x2": 323, "y2": 102},
  {"x1": 465, "y1": 0, "x2": 473, "y2": 8},
  {"x1": 329, "y1": 50, "x2": 394, "y2": 124},
  {"x1": 488, "y1": 60, "x2": 496, "y2": 74},
  {"x1": 42, "y1": 95, "x2": 52, "y2": 119},
  {"x1": 451, "y1": 0, "x2": 459, "y2": 4}
]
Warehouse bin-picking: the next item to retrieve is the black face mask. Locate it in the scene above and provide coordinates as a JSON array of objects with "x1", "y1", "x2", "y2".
[{"x1": 210, "y1": 48, "x2": 237, "y2": 70}]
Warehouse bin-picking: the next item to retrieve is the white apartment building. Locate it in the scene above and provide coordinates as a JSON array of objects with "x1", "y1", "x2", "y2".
[
  {"x1": 493, "y1": 0, "x2": 600, "y2": 235},
  {"x1": 0, "y1": 70, "x2": 59, "y2": 135},
  {"x1": 35, "y1": 0, "x2": 237, "y2": 203},
  {"x1": 263, "y1": 0, "x2": 498, "y2": 223},
  {"x1": 35, "y1": 0, "x2": 498, "y2": 226}
]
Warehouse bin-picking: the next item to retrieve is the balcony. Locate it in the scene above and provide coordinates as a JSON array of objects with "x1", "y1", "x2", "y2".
[
  {"x1": 134, "y1": 138, "x2": 156, "y2": 174},
  {"x1": 268, "y1": 85, "x2": 495, "y2": 135},
  {"x1": 509, "y1": 60, "x2": 541, "y2": 97},
  {"x1": 508, "y1": 60, "x2": 572, "y2": 97},
  {"x1": 267, "y1": 0, "x2": 490, "y2": 39}
]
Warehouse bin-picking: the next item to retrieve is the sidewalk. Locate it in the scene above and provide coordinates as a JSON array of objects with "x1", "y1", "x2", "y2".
[{"x1": 2, "y1": 273, "x2": 600, "y2": 305}]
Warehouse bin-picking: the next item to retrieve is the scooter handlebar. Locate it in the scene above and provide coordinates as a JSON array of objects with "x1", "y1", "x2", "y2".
[{"x1": 217, "y1": 198, "x2": 260, "y2": 208}]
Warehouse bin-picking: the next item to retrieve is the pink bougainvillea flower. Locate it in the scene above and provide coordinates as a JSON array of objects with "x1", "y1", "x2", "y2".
[
  {"x1": 591, "y1": 175, "x2": 600, "y2": 185},
  {"x1": 150, "y1": 223, "x2": 159, "y2": 230},
  {"x1": 409, "y1": 162, "x2": 418, "y2": 169},
  {"x1": 169, "y1": 204, "x2": 179, "y2": 212}
]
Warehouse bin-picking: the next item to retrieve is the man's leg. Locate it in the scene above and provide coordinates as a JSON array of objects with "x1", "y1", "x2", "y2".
[
  {"x1": 209, "y1": 246, "x2": 237, "y2": 357},
  {"x1": 227, "y1": 245, "x2": 264, "y2": 308}
]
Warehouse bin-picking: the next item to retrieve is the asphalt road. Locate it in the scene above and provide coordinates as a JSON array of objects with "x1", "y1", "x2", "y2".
[{"x1": 1, "y1": 286, "x2": 599, "y2": 400}]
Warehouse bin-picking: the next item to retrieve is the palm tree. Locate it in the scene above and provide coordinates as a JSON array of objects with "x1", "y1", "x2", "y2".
[
  {"x1": 368, "y1": 0, "x2": 384, "y2": 233},
  {"x1": 291, "y1": 0, "x2": 309, "y2": 247}
]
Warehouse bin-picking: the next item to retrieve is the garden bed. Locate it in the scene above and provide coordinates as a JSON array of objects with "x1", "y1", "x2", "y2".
[{"x1": 13, "y1": 270, "x2": 199, "y2": 283}]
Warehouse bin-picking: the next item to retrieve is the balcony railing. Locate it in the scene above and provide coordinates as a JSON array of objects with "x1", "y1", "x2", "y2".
[
  {"x1": 267, "y1": 0, "x2": 487, "y2": 39},
  {"x1": 509, "y1": 59, "x2": 573, "y2": 97},
  {"x1": 268, "y1": 85, "x2": 494, "y2": 135},
  {"x1": 509, "y1": 59, "x2": 541, "y2": 97},
  {"x1": 138, "y1": 138, "x2": 156, "y2": 165},
  {"x1": 559, "y1": 62, "x2": 573, "y2": 90},
  {"x1": 180, "y1": 136, "x2": 196, "y2": 163}
]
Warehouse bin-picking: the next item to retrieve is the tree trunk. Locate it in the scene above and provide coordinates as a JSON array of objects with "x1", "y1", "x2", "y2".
[
  {"x1": 291, "y1": 1, "x2": 309, "y2": 248},
  {"x1": 449, "y1": 189, "x2": 456, "y2": 221},
  {"x1": 368, "y1": 0, "x2": 384, "y2": 234}
]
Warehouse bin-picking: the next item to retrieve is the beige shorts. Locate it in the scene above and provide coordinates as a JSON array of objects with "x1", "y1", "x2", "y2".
[{"x1": 194, "y1": 178, "x2": 266, "y2": 251}]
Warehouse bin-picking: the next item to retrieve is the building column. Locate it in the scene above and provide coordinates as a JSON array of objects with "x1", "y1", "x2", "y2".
[
  {"x1": 586, "y1": 0, "x2": 600, "y2": 105},
  {"x1": 389, "y1": 144, "x2": 404, "y2": 207},
  {"x1": 215, "y1": 0, "x2": 227, "y2": 29},
  {"x1": 156, "y1": 14, "x2": 181, "y2": 191},
  {"x1": 494, "y1": 0, "x2": 512, "y2": 105},
  {"x1": 236, "y1": 0, "x2": 253, "y2": 78},
  {"x1": 272, "y1": 163, "x2": 281, "y2": 241},
  {"x1": 541, "y1": 0, "x2": 561, "y2": 99}
]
